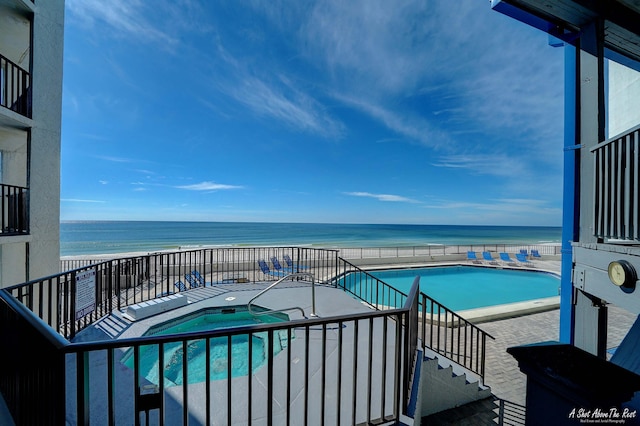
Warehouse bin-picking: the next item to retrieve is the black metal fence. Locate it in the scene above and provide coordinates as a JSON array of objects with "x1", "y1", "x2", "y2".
[
  {"x1": 335, "y1": 258, "x2": 494, "y2": 380},
  {"x1": 61, "y1": 243, "x2": 562, "y2": 272},
  {"x1": 0, "y1": 53, "x2": 31, "y2": 118},
  {"x1": 0, "y1": 246, "x2": 491, "y2": 424},
  {"x1": 0, "y1": 247, "x2": 424, "y2": 424},
  {"x1": 338, "y1": 243, "x2": 561, "y2": 260},
  {"x1": 27, "y1": 247, "x2": 339, "y2": 340}
]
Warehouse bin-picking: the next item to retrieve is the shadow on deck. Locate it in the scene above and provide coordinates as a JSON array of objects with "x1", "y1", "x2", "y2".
[{"x1": 423, "y1": 396, "x2": 525, "y2": 425}]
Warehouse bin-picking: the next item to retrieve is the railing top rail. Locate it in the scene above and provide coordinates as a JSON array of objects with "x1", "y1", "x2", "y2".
[
  {"x1": 65, "y1": 297, "x2": 408, "y2": 353},
  {"x1": 403, "y1": 276, "x2": 420, "y2": 310},
  {"x1": 421, "y1": 292, "x2": 495, "y2": 340},
  {"x1": 590, "y1": 122, "x2": 640, "y2": 152},
  {"x1": 0, "y1": 183, "x2": 29, "y2": 191},
  {"x1": 4, "y1": 262, "x2": 103, "y2": 292},
  {"x1": 0, "y1": 290, "x2": 67, "y2": 349},
  {"x1": 0, "y1": 52, "x2": 30, "y2": 73}
]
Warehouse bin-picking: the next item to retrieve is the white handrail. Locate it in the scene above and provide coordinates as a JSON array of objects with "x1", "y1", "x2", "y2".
[{"x1": 247, "y1": 272, "x2": 317, "y2": 319}]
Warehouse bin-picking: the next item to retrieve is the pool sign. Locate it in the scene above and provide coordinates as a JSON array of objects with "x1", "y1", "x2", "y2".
[{"x1": 75, "y1": 269, "x2": 96, "y2": 320}]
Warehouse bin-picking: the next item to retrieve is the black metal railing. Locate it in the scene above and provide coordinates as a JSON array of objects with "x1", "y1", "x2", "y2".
[
  {"x1": 592, "y1": 123, "x2": 640, "y2": 241},
  {"x1": 0, "y1": 183, "x2": 28, "y2": 235},
  {"x1": 20, "y1": 247, "x2": 338, "y2": 340},
  {"x1": 335, "y1": 258, "x2": 494, "y2": 380},
  {"x1": 337, "y1": 243, "x2": 561, "y2": 260},
  {"x1": 420, "y1": 293, "x2": 494, "y2": 379},
  {"x1": 0, "y1": 53, "x2": 31, "y2": 118},
  {"x1": 0, "y1": 247, "x2": 422, "y2": 425},
  {"x1": 0, "y1": 246, "x2": 494, "y2": 424}
]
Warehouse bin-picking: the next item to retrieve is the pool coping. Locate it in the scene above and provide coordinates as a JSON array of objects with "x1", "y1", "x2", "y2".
[
  {"x1": 360, "y1": 261, "x2": 561, "y2": 324},
  {"x1": 456, "y1": 296, "x2": 560, "y2": 324}
]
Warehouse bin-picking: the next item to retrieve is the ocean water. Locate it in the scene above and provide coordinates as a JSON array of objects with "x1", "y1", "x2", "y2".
[{"x1": 60, "y1": 221, "x2": 562, "y2": 257}]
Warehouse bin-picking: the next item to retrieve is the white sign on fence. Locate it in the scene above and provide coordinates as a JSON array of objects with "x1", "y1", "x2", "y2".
[{"x1": 75, "y1": 269, "x2": 96, "y2": 320}]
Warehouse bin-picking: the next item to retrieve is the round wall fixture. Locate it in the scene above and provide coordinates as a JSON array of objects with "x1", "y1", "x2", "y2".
[{"x1": 608, "y1": 260, "x2": 637, "y2": 293}]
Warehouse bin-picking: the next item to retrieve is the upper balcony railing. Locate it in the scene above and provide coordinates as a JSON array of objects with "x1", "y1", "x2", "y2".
[
  {"x1": 592, "y1": 124, "x2": 640, "y2": 241},
  {"x1": 0, "y1": 183, "x2": 28, "y2": 236},
  {"x1": 0, "y1": 53, "x2": 31, "y2": 118}
]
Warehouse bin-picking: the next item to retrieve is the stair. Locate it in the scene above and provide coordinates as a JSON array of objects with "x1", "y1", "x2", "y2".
[{"x1": 420, "y1": 349, "x2": 492, "y2": 417}]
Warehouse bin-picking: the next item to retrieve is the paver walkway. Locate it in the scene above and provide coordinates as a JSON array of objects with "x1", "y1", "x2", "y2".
[{"x1": 480, "y1": 304, "x2": 637, "y2": 406}]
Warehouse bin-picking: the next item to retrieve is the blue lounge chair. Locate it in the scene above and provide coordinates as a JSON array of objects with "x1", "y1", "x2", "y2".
[
  {"x1": 482, "y1": 251, "x2": 499, "y2": 265},
  {"x1": 531, "y1": 249, "x2": 542, "y2": 258},
  {"x1": 190, "y1": 270, "x2": 212, "y2": 287},
  {"x1": 499, "y1": 252, "x2": 518, "y2": 266},
  {"x1": 283, "y1": 254, "x2": 309, "y2": 270},
  {"x1": 519, "y1": 249, "x2": 528, "y2": 257},
  {"x1": 258, "y1": 260, "x2": 287, "y2": 277},
  {"x1": 174, "y1": 280, "x2": 187, "y2": 292},
  {"x1": 184, "y1": 272, "x2": 201, "y2": 288},
  {"x1": 467, "y1": 251, "x2": 482, "y2": 264},
  {"x1": 516, "y1": 253, "x2": 534, "y2": 266},
  {"x1": 270, "y1": 257, "x2": 290, "y2": 274}
]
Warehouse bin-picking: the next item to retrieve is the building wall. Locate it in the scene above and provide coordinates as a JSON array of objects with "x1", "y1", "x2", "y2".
[
  {"x1": 608, "y1": 61, "x2": 640, "y2": 138},
  {"x1": 28, "y1": 0, "x2": 64, "y2": 282},
  {"x1": 0, "y1": 0, "x2": 64, "y2": 286}
]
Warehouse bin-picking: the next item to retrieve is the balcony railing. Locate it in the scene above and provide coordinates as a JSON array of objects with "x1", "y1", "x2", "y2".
[
  {"x1": 0, "y1": 53, "x2": 31, "y2": 118},
  {"x1": 0, "y1": 183, "x2": 28, "y2": 235},
  {"x1": 592, "y1": 124, "x2": 640, "y2": 240},
  {"x1": 0, "y1": 246, "x2": 491, "y2": 424}
]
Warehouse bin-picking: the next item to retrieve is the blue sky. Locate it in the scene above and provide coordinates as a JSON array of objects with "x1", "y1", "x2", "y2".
[{"x1": 61, "y1": 0, "x2": 564, "y2": 226}]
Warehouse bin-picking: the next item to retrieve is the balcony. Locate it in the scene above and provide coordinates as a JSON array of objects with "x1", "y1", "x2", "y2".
[
  {"x1": 0, "y1": 183, "x2": 28, "y2": 236},
  {"x1": 592, "y1": 124, "x2": 640, "y2": 241},
  {"x1": 0, "y1": 53, "x2": 31, "y2": 119}
]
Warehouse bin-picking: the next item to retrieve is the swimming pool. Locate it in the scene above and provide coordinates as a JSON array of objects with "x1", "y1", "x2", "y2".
[
  {"x1": 121, "y1": 306, "x2": 291, "y2": 386},
  {"x1": 342, "y1": 265, "x2": 560, "y2": 311}
]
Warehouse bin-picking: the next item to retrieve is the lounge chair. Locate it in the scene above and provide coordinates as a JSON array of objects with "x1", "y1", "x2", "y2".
[
  {"x1": 283, "y1": 254, "x2": 309, "y2": 270},
  {"x1": 184, "y1": 272, "x2": 201, "y2": 288},
  {"x1": 270, "y1": 257, "x2": 291, "y2": 274},
  {"x1": 467, "y1": 251, "x2": 482, "y2": 264},
  {"x1": 258, "y1": 259, "x2": 287, "y2": 277},
  {"x1": 519, "y1": 249, "x2": 528, "y2": 257},
  {"x1": 531, "y1": 249, "x2": 542, "y2": 258},
  {"x1": 516, "y1": 253, "x2": 534, "y2": 266},
  {"x1": 499, "y1": 252, "x2": 518, "y2": 266},
  {"x1": 190, "y1": 270, "x2": 212, "y2": 287},
  {"x1": 482, "y1": 251, "x2": 499, "y2": 265},
  {"x1": 174, "y1": 280, "x2": 187, "y2": 292}
]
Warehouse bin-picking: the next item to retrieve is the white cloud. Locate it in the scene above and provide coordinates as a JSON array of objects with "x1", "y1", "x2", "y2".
[
  {"x1": 345, "y1": 192, "x2": 420, "y2": 203},
  {"x1": 66, "y1": 0, "x2": 175, "y2": 46},
  {"x1": 61, "y1": 199, "x2": 106, "y2": 203},
  {"x1": 431, "y1": 154, "x2": 527, "y2": 177},
  {"x1": 95, "y1": 155, "x2": 134, "y2": 163},
  {"x1": 227, "y1": 75, "x2": 344, "y2": 138},
  {"x1": 175, "y1": 181, "x2": 243, "y2": 191}
]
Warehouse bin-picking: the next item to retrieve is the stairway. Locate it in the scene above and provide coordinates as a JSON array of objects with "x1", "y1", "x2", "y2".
[{"x1": 420, "y1": 349, "x2": 493, "y2": 417}]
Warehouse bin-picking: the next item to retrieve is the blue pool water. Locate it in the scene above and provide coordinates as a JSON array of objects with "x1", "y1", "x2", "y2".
[
  {"x1": 122, "y1": 307, "x2": 290, "y2": 386},
  {"x1": 344, "y1": 266, "x2": 560, "y2": 311}
]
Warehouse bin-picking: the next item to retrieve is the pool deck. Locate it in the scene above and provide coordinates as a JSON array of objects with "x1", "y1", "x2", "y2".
[
  {"x1": 69, "y1": 257, "x2": 640, "y2": 424},
  {"x1": 70, "y1": 281, "x2": 399, "y2": 425}
]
